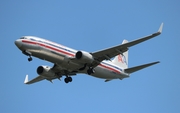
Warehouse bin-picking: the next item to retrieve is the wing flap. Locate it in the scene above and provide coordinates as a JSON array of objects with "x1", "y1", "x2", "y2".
[{"x1": 124, "y1": 61, "x2": 160, "y2": 74}]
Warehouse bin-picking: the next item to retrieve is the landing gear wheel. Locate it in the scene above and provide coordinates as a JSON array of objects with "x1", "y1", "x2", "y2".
[
  {"x1": 87, "y1": 67, "x2": 95, "y2": 75},
  {"x1": 64, "y1": 78, "x2": 69, "y2": 83},
  {"x1": 23, "y1": 50, "x2": 32, "y2": 62},
  {"x1": 28, "y1": 57, "x2": 32, "y2": 62},
  {"x1": 87, "y1": 69, "x2": 92, "y2": 75},
  {"x1": 64, "y1": 77, "x2": 73, "y2": 83},
  {"x1": 68, "y1": 77, "x2": 72, "y2": 82}
]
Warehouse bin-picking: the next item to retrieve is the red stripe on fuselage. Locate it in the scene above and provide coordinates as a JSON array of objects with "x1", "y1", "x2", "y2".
[
  {"x1": 99, "y1": 63, "x2": 121, "y2": 74},
  {"x1": 22, "y1": 40, "x2": 120, "y2": 74},
  {"x1": 22, "y1": 40, "x2": 75, "y2": 57}
]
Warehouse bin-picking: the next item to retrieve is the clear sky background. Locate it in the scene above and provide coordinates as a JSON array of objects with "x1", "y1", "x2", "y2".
[{"x1": 0, "y1": 0, "x2": 179, "y2": 113}]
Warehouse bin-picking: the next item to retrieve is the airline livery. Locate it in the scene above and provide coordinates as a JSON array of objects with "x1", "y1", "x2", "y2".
[{"x1": 15, "y1": 23, "x2": 163, "y2": 84}]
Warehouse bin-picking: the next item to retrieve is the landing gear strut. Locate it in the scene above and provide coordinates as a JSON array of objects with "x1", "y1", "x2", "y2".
[
  {"x1": 23, "y1": 50, "x2": 33, "y2": 62},
  {"x1": 64, "y1": 76, "x2": 72, "y2": 83},
  {"x1": 28, "y1": 57, "x2": 32, "y2": 62},
  {"x1": 87, "y1": 67, "x2": 95, "y2": 75}
]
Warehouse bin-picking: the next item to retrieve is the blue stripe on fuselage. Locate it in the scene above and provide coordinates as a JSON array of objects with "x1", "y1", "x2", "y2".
[
  {"x1": 102, "y1": 62, "x2": 123, "y2": 72},
  {"x1": 29, "y1": 38, "x2": 76, "y2": 54}
]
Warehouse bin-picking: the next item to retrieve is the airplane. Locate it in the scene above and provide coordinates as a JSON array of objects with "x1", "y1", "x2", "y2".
[{"x1": 14, "y1": 23, "x2": 163, "y2": 84}]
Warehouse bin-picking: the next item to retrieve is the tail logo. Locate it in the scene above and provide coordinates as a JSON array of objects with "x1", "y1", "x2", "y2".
[{"x1": 118, "y1": 54, "x2": 127, "y2": 65}]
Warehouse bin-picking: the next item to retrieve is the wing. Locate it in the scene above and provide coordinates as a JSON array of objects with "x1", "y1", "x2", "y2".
[
  {"x1": 24, "y1": 75, "x2": 45, "y2": 84},
  {"x1": 24, "y1": 64, "x2": 77, "y2": 85},
  {"x1": 91, "y1": 23, "x2": 163, "y2": 66}
]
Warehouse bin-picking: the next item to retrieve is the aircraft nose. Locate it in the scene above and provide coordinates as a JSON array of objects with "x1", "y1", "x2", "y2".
[{"x1": 15, "y1": 39, "x2": 22, "y2": 48}]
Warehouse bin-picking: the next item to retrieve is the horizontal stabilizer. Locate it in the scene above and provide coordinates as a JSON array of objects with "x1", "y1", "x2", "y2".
[{"x1": 124, "y1": 61, "x2": 160, "y2": 74}]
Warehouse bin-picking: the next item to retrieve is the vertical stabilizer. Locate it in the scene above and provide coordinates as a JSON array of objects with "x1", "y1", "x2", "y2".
[{"x1": 112, "y1": 40, "x2": 128, "y2": 69}]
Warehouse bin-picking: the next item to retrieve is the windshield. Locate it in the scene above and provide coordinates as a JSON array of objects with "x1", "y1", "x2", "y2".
[{"x1": 20, "y1": 37, "x2": 27, "y2": 39}]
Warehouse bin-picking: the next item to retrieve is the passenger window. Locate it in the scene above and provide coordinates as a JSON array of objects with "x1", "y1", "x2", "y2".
[{"x1": 30, "y1": 38, "x2": 36, "y2": 41}]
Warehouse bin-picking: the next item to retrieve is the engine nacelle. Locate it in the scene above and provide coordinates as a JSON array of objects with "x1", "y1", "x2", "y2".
[
  {"x1": 75, "y1": 51, "x2": 94, "y2": 63},
  {"x1": 37, "y1": 66, "x2": 55, "y2": 77}
]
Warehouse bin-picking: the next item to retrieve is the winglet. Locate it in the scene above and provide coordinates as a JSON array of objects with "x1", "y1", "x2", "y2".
[
  {"x1": 24, "y1": 75, "x2": 29, "y2": 84},
  {"x1": 158, "y1": 23, "x2": 163, "y2": 33}
]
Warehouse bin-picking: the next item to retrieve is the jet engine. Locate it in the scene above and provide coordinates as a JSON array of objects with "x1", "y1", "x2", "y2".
[
  {"x1": 75, "y1": 51, "x2": 94, "y2": 63},
  {"x1": 37, "y1": 66, "x2": 55, "y2": 77}
]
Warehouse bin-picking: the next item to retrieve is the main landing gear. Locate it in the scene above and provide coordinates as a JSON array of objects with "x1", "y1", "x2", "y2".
[
  {"x1": 64, "y1": 76, "x2": 72, "y2": 83},
  {"x1": 23, "y1": 50, "x2": 33, "y2": 62},
  {"x1": 87, "y1": 67, "x2": 95, "y2": 75},
  {"x1": 79, "y1": 64, "x2": 95, "y2": 75}
]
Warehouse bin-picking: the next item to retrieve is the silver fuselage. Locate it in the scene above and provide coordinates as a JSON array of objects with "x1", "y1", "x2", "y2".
[{"x1": 15, "y1": 36, "x2": 129, "y2": 80}]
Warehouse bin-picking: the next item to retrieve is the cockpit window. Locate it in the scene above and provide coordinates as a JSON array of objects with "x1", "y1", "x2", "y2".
[{"x1": 20, "y1": 37, "x2": 27, "y2": 39}]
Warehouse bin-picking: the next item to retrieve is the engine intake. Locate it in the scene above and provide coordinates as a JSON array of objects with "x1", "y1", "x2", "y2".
[
  {"x1": 76, "y1": 51, "x2": 83, "y2": 59},
  {"x1": 37, "y1": 66, "x2": 44, "y2": 75},
  {"x1": 37, "y1": 66, "x2": 55, "y2": 77},
  {"x1": 75, "y1": 51, "x2": 94, "y2": 63}
]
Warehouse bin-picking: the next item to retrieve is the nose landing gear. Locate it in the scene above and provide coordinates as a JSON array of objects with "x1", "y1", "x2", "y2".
[
  {"x1": 28, "y1": 57, "x2": 32, "y2": 62},
  {"x1": 23, "y1": 50, "x2": 33, "y2": 62}
]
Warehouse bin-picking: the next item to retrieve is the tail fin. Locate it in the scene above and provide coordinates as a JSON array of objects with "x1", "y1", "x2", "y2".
[{"x1": 112, "y1": 40, "x2": 128, "y2": 69}]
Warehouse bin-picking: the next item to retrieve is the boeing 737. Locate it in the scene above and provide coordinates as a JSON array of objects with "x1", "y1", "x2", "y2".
[{"x1": 15, "y1": 23, "x2": 163, "y2": 84}]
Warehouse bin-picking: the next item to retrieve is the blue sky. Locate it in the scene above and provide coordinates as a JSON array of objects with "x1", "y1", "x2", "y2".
[{"x1": 0, "y1": 0, "x2": 179, "y2": 113}]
